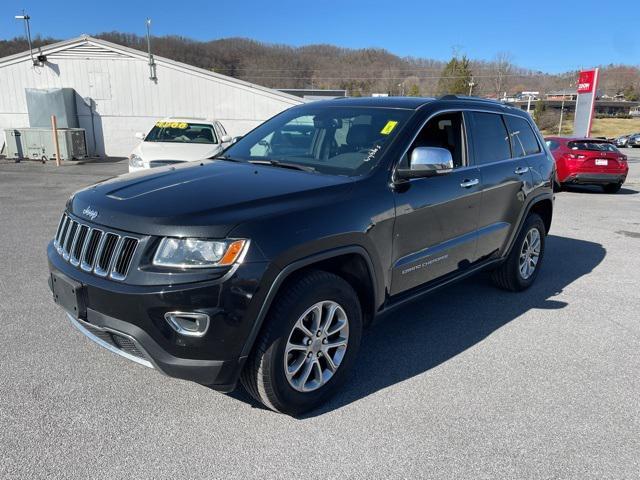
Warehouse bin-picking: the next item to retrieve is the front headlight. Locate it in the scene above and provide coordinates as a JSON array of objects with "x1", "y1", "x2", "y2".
[
  {"x1": 152, "y1": 238, "x2": 249, "y2": 268},
  {"x1": 129, "y1": 154, "x2": 144, "y2": 168}
]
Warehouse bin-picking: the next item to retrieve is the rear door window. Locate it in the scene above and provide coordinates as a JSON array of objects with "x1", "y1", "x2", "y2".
[
  {"x1": 468, "y1": 112, "x2": 511, "y2": 164},
  {"x1": 504, "y1": 115, "x2": 541, "y2": 157}
]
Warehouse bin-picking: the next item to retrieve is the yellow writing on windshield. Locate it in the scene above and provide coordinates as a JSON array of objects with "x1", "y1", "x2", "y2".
[{"x1": 155, "y1": 121, "x2": 189, "y2": 129}]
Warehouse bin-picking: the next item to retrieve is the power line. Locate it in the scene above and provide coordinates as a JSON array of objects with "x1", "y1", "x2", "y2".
[{"x1": 231, "y1": 73, "x2": 568, "y2": 80}]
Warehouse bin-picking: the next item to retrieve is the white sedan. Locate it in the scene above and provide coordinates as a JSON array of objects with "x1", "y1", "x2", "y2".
[{"x1": 128, "y1": 117, "x2": 232, "y2": 172}]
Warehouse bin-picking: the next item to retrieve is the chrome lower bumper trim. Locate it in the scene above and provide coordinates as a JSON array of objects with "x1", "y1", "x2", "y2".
[{"x1": 67, "y1": 313, "x2": 154, "y2": 369}]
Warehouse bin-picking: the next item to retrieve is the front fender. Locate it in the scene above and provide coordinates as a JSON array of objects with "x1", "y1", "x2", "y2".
[{"x1": 239, "y1": 243, "x2": 381, "y2": 358}]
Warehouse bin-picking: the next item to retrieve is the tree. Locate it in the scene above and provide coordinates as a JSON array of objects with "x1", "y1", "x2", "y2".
[
  {"x1": 407, "y1": 84, "x2": 420, "y2": 96},
  {"x1": 533, "y1": 100, "x2": 546, "y2": 123},
  {"x1": 623, "y1": 85, "x2": 639, "y2": 101},
  {"x1": 437, "y1": 56, "x2": 473, "y2": 95},
  {"x1": 490, "y1": 52, "x2": 514, "y2": 98}
]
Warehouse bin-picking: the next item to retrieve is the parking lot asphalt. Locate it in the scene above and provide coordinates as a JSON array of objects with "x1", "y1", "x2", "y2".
[{"x1": 1, "y1": 152, "x2": 639, "y2": 479}]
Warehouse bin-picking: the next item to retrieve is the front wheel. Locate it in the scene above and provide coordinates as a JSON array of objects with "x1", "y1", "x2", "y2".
[
  {"x1": 491, "y1": 213, "x2": 546, "y2": 291},
  {"x1": 240, "y1": 270, "x2": 362, "y2": 415},
  {"x1": 602, "y1": 183, "x2": 622, "y2": 194}
]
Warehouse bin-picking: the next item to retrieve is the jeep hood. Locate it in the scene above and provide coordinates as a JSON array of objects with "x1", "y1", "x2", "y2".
[{"x1": 69, "y1": 160, "x2": 354, "y2": 237}]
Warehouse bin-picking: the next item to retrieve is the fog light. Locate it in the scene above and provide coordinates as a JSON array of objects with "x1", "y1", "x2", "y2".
[{"x1": 164, "y1": 311, "x2": 210, "y2": 337}]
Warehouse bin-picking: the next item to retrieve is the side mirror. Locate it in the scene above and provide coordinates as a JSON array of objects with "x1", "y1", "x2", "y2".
[
  {"x1": 232, "y1": 136, "x2": 243, "y2": 144},
  {"x1": 135, "y1": 132, "x2": 146, "y2": 140},
  {"x1": 396, "y1": 147, "x2": 454, "y2": 180},
  {"x1": 221, "y1": 135, "x2": 232, "y2": 143}
]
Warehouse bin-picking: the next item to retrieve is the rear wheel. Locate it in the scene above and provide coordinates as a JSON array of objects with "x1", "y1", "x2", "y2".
[
  {"x1": 240, "y1": 270, "x2": 362, "y2": 415},
  {"x1": 491, "y1": 213, "x2": 546, "y2": 292},
  {"x1": 602, "y1": 183, "x2": 622, "y2": 194}
]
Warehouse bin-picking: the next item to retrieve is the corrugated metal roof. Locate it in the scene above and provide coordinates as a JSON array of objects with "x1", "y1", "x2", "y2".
[{"x1": 0, "y1": 35, "x2": 302, "y2": 104}]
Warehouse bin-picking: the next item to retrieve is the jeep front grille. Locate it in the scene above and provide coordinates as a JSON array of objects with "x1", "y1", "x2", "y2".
[{"x1": 53, "y1": 213, "x2": 139, "y2": 281}]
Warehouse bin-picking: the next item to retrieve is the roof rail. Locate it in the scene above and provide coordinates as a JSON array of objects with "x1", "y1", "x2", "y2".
[{"x1": 438, "y1": 95, "x2": 510, "y2": 106}]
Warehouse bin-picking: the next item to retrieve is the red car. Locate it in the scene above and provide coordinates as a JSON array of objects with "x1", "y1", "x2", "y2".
[{"x1": 545, "y1": 137, "x2": 629, "y2": 193}]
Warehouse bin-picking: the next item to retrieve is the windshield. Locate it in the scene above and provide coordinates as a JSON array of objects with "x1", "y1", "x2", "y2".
[
  {"x1": 221, "y1": 106, "x2": 413, "y2": 176},
  {"x1": 145, "y1": 121, "x2": 218, "y2": 144},
  {"x1": 568, "y1": 141, "x2": 619, "y2": 152}
]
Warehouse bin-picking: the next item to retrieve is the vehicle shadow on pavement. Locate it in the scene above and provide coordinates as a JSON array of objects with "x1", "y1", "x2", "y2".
[
  {"x1": 298, "y1": 234, "x2": 606, "y2": 417},
  {"x1": 562, "y1": 185, "x2": 638, "y2": 195}
]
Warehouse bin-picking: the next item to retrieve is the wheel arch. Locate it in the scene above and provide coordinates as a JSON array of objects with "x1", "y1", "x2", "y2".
[
  {"x1": 240, "y1": 245, "x2": 379, "y2": 358},
  {"x1": 503, "y1": 193, "x2": 554, "y2": 259},
  {"x1": 529, "y1": 197, "x2": 553, "y2": 235}
]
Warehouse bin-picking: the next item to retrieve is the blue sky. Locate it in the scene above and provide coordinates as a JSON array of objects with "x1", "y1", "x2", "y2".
[{"x1": 3, "y1": 0, "x2": 638, "y2": 73}]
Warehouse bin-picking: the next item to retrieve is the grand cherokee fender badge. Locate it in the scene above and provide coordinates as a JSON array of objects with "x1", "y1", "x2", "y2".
[{"x1": 82, "y1": 206, "x2": 98, "y2": 221}]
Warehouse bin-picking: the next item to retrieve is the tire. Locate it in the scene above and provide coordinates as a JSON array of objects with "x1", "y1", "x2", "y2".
[
  {"x1": 240, "y1": 270, "x2": 362, "y2": 415},
  {"x1": 602, "y1": 183, "x2": 622, "y2": 194},
  {"x1": 491, "y1": 213, "x2": 546, "y2": 292}
]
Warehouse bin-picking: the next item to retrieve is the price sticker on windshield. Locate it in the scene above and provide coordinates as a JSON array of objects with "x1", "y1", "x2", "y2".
[
  {"x1": 380, "y1": 120, "x2": 398, "y2": 135},
  {"x1": 155, "y1": 121, "x2": 189, "y2": 129}
]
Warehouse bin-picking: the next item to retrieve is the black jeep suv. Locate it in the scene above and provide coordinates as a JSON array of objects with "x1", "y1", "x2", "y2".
[{"x1": 48, "y1": 96, "x2": 555, "y2": 415}]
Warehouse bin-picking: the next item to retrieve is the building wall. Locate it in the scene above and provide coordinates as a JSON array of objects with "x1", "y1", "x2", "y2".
[{"x1": 0, "y1": 44, "x2": 301, "y2": 157}]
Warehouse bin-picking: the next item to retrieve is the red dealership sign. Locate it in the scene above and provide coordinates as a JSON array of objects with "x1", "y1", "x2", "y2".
[
  {"x1": 577, "y1": 70, "x2": 596, "y2": 93},
  {"x1": 573, "y1": 68, "x2": 599, "y2": 137}
]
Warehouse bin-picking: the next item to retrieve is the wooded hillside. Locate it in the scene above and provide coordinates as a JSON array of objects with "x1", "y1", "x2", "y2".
[{"x1": 1, "y1": 33, "x2": 638, "y2": 99}]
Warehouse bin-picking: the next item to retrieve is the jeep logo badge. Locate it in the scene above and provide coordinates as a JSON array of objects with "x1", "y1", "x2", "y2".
[{"x1": 82, "y1": 206, "x2": 98, "y2": 220}]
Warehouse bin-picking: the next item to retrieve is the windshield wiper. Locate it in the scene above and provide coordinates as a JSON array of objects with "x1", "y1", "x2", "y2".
[
  {"x1": 214, "y1": 155, "x2": 246, "y2": 162},
  {"x1": 249, "y1": 159, "x2": 316, "y2": 173}
]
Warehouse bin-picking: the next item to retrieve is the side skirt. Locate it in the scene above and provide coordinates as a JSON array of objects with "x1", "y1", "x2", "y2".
[{"x1": 376, "y1": 257, "x2": 503, "y2": 319}]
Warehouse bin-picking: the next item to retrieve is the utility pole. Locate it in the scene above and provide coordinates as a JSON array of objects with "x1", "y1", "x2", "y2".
[
  {"x1": 558, "y1": 94, "x2": 566, "y2": 135},
  {"x1": 15, "y1": 11, "x2": 36, "y2": 66},
  {"x1": 146, "y1": 18, "x2": 157, "y2": 81},
  {"x1": 468, "y1": 76, "x2": 476, "y2": 96}
]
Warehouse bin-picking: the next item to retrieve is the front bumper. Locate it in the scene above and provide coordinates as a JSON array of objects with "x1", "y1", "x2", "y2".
[
  {"x1": 562, "y1": 172, "x2": 627, "y2": 185},
  {"x1": 64, "y1": 310, "x2": 241, "y2": 390},
  {"x1": 48, "y1": 242, "x2": 273, "y2": 391}
]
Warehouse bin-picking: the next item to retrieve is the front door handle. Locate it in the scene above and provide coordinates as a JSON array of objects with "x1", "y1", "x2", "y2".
[
  {"x1": 514, "y1": 166, "x2": 530, "y2": 175},
  {"x1": 460, "y1": 178, "x2": 479, "y2": 188}
]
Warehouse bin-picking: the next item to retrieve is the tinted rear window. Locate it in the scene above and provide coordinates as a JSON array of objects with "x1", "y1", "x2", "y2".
[
  {"x1": 504, "y1": 116, "x2": 541, "y2": 156},
  {"x1": 468, "y1": 112, "x2": 511, "y2": 164},
  {"x1": 568, "y1": 141, "x2": 619, "y2": 152}
]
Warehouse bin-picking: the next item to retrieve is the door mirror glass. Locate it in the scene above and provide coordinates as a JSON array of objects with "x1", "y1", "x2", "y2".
[
  {"x1": 397, "y1": 147, "x2": 454, "y2": 179},
  {"x1": 135, "y1": 132, "x2": 146, "y2": 140},
  {"x1": 232, "y1": 135, "x2": 243, "y2": 144}
]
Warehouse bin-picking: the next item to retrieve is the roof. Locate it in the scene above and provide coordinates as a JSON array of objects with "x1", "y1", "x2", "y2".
[
  {"x1": 547, "y1": 89, "x2": 577, "y2": 96},
  {"x1": 302, "y1": 96, "x2": 435, "y2": 109},
  {"x1": 164, "y1": 116, "x2": 213, "y2": 122},
  {"x1": 0, "y1": 35, "x2": 302, "y2": 105},
  {"x1": 301, "y1": 95, "x2": 519, "y2": 113}
]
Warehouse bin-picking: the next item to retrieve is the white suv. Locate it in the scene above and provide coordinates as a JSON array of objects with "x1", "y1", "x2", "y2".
[{"x1": 128, "y1": 117, "x2": 232, "y2": 172}]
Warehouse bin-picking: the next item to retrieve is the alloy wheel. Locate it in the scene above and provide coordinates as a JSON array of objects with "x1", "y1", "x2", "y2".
[
  {"x1": 519, "y1": 227, "x2": 541, "y2": 280},
  {"x1": 284, "y1": 300, "x2": 349, "y2": 392}
]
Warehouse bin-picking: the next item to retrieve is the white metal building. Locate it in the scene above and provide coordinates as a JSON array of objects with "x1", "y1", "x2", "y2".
[{"x1": 0, "y1": 35, "x2": 303, "y2": 157}]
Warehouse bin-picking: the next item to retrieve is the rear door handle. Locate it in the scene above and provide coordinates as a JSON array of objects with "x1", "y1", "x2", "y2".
[
  {"x1": 460, "y1": 178, "x2": 479, "y2": 188},
  {"x1": 514, "y1": 166, "x2": 530, "y2": 175}
]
